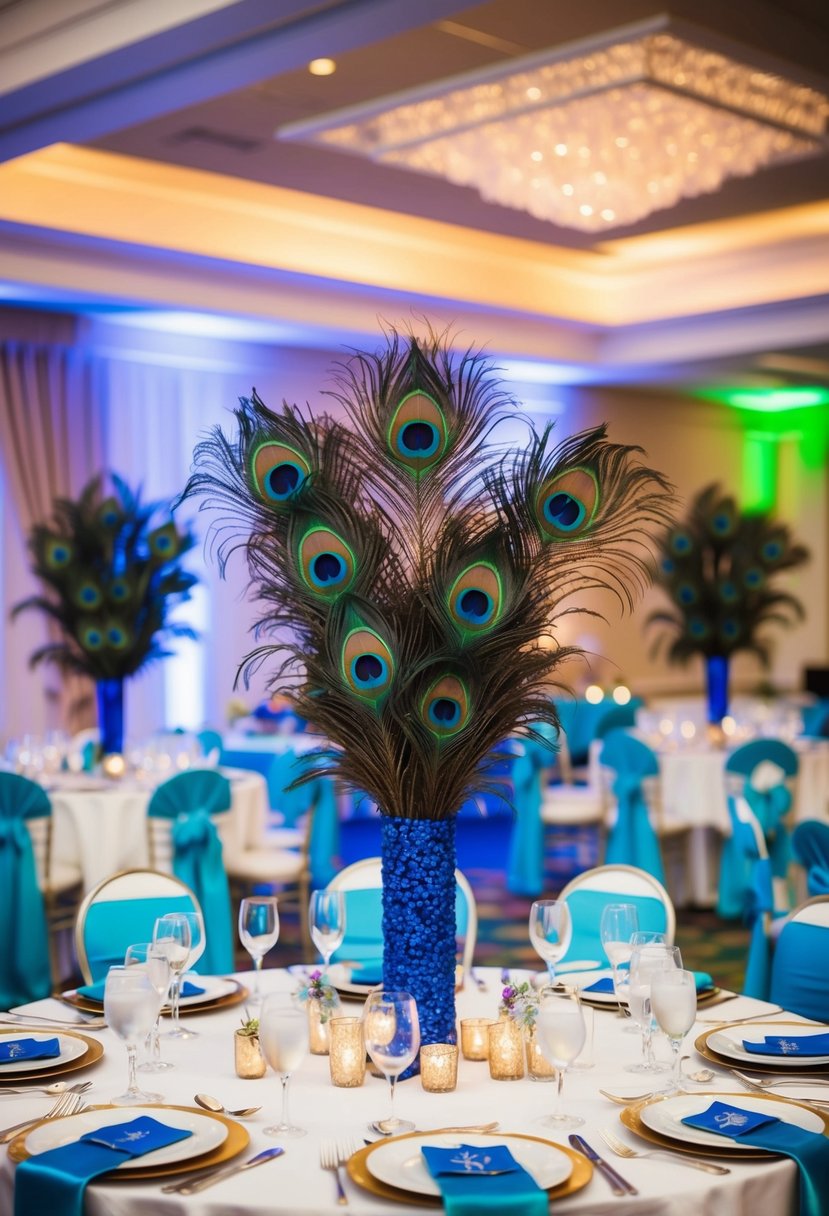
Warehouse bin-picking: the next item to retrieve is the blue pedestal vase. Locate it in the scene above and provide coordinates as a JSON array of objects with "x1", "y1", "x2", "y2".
[
  {"x1": 96, "y1": 678, "x2": 125, "y2": 756},
  {"x1": 705, "y1": 655, "x2": 730, "y2": 725},
  {"x1": 381, "y1": 816, "x2": 458, "y2": 1077}
]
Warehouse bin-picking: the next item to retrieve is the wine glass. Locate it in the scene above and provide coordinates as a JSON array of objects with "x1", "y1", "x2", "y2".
[
  {"x1": 239, "y1": 896, "x2": 280, "y2": 1003},
  {"x1": 625, "y1": 943, "x2": 681, "y2": 1073},
  {"x1": 152, "y1": 913, "x2": 191, "y2": 1039},
  {"x1": 600, "y1": 902, "x2": 639, "y2": 1023},
  {"x1": 535, "y1": 989, "x2": 587, "y2": 1129},
  {"x1": 104, "y1": 965, "x2": 165, "y2": 1105},
  {"x1": 362, "y1": 990, "x2": 420, "y2": 1134},
  {"x1": 171, "y1": 910, "x2": 207, "y2": 1039},
  {"x1": 309, "y1": 889, "x2": 345, "y2": 975},
  {"x1": 124, "y1": 942, "x2": 172, "y2": 1075},
  {"x1": 259, "y1": 993, "x2": 309, "y2": 1138},
  {"x1": 651, "y1": 969, "x2": 698, "y2": 1094},
  {"x1": 529, "y1": 900, "x2": 572, "y2": 988}
]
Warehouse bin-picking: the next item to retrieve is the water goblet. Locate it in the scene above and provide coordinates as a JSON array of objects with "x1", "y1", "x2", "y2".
[
  {"x1": 239, "y1": 896, "x2": 280, "y2": 1004},
  {"x1": 259, "y1": 993, "x2": 309, "y2": 1137},
  {"x1": 651, "y1": 968, "x2": 698, "y2": 1094},
  {"x1": 104, "y1": 965, "x2": 165, "y2": 1105},
  {"x1": 535, "y1": 989, "x2": 586, "y2": 1129},
  {"x1": 529, "y1": 900, "x2": 572, "y2": 989},
  {"x1": 625, "y1": 943, "x2": 681, "y2": 1074},
  {"x1": 362, "y1": 990, "x2": 420, "y2": 1134},
  {"x1": 171, "y1": 909, "x2": 207, "y2": 1039},
  {"x1": 309, "y1": 889, "x2": 345, "y2": 975},
  {"x1": 600, "y1": 902, "x2": 639, "y2": 1022},
  {"x1": 152, "y1": 913, "x2": 192, "y2": 1039},
  {"x1": 124, "y1": 942, "x2": 172, "y2": 1074}
]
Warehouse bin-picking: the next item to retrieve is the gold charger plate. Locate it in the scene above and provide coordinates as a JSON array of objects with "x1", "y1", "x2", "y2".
[
  {"x1": 0, "y1": 1028, "x2": 104, "y2": 1083},
  {"x1": 61, "y1": 978, "x2": 249, "y2": 1018},
  {"x1": 8, "y1": 1103, "x2": 249, "y2": 1180},
  {"x1": 694, "y1": 1021, "x2": 829, "y2": 1075},
  {"x1": 346, "y1": 1130, "x2": 592, "y2": 1206},
  {"x1": 580, "y1": 987, "x2": 723, "y2": 1012},
  {"x1": 620, "y1": 1091, "x2": 829, "y2": 1160}
]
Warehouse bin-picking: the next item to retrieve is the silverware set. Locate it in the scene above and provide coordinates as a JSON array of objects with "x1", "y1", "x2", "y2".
[
  {"x1": 161, "y1": 1145, "x2": 286, "y2": 1195},
  {"x1": 0, "y1": 1088, "x2": 89, "y2": 1144},
  {"x1": 320, "y1": 1138, "x2": 360, "y2": 1205},
  {"x1": 599, "y1": 1128, "x2": 731, "y2": 1175}
]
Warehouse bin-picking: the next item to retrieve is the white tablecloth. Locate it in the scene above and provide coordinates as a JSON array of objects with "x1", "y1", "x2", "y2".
[{"x1": 1, "y1": 969, "x2": 808, "y2": 1215}]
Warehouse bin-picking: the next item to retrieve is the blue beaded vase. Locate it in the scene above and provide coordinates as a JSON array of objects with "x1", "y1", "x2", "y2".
[
  {"x1": 705, "y1": 654, "x2": 729, "y2": 725},
  {"x1": 96, "y1": 677, "x2": 125, "y2": 756},
  {"x1": 381, "y1": 816, "x2": 458, "y2": 1077}
]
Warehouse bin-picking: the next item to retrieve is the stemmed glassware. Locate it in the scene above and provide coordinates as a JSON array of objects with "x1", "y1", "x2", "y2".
[
  {"x1": 124, "y1": 942, "x2": 172, "y2": 1075},
  {"x1": 535, "y1": 989, "x2": 587, "y2": 1129},
  {"x1": 152, "y1": 913, "x2": 191, "y2": 1039},
  {"x1": 309, "y1": 889, "x2": 345, "y2": 976},
  {"x1": 104, "y1": 965, "x2": 166, "y2": 1105},
  {"x1": 625, "y1": 943, "x2": 681, "y2": 1073},
  {"x1": 651, "y1": 969, "x2": 698, "y2": 1094},
  {"x1": 238, "y1": 896, "x2": 280, "y2": 1004},
  {"x1": 362, "y1": 990, "x2": 420, "y2": 1135},
  {"x1": 529, "y1": 900, "x2": 572, "y2": 989},
  {"x1": 259, "y1": 993, "x2": 309, "y2": 1138},
  {"x1": 600, "y1": 902, "x2": 639, "y2": 1024}
]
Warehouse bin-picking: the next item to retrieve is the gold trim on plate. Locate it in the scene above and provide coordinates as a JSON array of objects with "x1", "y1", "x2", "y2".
[
  {"x1": 346, "y1": 1130, "x2": 592, "y2": 1206},
  {"x1": 8, "y1": 1103, "x2": 249, "y2": 1180},
  {"x1": 695, "y1": 1021, "x2": 829, "y2": 1075},
  {"x1": 0, "y1": 1028, "x2": 104, "y2": 1083},
  {"x1": 60, "y1": 979, "x2": 249, "y2": 1018}
]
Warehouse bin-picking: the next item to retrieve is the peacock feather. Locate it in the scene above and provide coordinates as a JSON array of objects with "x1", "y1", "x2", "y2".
[
  {"x1": 647, "y1": 482, "x2": 809, "y2": 666},
  {"x1": 13, "y1": 473, "x2": 198, "y2": 680},
  {"x1": 185, "y1": 327, "x2": 673, "y2": 819}
]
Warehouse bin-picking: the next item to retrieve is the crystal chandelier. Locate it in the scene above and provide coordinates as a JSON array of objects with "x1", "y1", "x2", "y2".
[{"x1": 279, "y1": 19, "x2": 829, "y2": 233}]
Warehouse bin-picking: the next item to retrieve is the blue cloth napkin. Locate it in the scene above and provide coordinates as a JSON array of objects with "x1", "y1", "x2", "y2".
[
  {"x1": 0, "y1": 1037, "x2": 60, "y2": 1064},
  {"x1": 14, "y1": 1115, "x2": 193, "y2": 1216},
  {"x1": 421, "y1": 1143, "x2": 548, "y2": 1216},
  {"x1": 584, "y1": 970, "x2": 713, "y2": 995},
  {"x1": 682, "y1": 1100, "x2": 829, "y2": 1216},
  {"x1": 742, "y1": 1033, "x2": 829, "y2": 1057},
  {"x1": 76, "y1": 977, "x2": 206, "y2": 1002},
  {"x1": 350, "y1": 962, "x2": 383, "y2": 986}
]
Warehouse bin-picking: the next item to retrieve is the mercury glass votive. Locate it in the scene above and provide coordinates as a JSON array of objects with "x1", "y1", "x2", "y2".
[
  {"x1": 328, "y1": 1017, "x2": 366, "y2": 1088},
  {"x1": 420, "y1": 1044, "x2": 458, "y2": 1093},
  {"x1": 460, "y1": 1018, "x2": 493, "y2": 1061},
  {"x1": 487, "y1": 1019, "x2": 525, "y2": 1080}
]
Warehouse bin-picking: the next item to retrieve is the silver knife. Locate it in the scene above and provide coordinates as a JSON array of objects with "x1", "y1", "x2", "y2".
[
  {"x1": 160, "y1": 1146, "x2": 285, "y2": 1194},
  {"x1": 569, "y1": 1134, "x2": 638, "y2": 1196}
]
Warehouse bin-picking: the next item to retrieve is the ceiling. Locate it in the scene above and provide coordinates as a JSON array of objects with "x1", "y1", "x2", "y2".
[{"x1": 0, "y1": 0, "x2": 828, "y2": 387}]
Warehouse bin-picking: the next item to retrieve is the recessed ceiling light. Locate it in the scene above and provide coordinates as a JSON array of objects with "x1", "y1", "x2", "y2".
[{"x1": 308, "y1": 58, "x2": 336, "y2": 77}]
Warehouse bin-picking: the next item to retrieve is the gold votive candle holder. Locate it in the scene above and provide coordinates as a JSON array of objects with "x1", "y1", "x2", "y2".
[
  {"x1": 460, "y1": 1018, "x2": 493, "y2": 1061},
  {"x1": 487, "y1": 1018, "x2": 525, "y2": 1080},
  {"x1": 525, "y1": 1027, "x2": 555, "y2": 1081},
  {"x1": 307, "y1": 993, "x2": 341, "y2": 1055},
  {"x1": 420, "y1": 1044, "x2": 459, "y2": 1093},
  {"x1": 234, "y1": 1030, "x2": 266, "y2": 1079},
  {"x1": 328, "y1": 1017, "x2": 366, "y2": 1087}
]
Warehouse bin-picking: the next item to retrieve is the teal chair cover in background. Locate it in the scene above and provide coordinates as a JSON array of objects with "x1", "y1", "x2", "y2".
[
  {"x1": 197, "y1": 729, "x2": 223, "y2": 759},
  {"x1": 801, "y1": 701, "x2": 829, "y2": 738},
  {"x1": 148, "y1": 770, "x2": 234, "y2": 974},
  {"x1": 600, "y1": 730, "x2": 666, "y2": 885},
  {"x1": 507, "y1": 724, "x2": 558, "y2": 897},
  {"x1": 329, "y1": 884, "x2": 470, "y2": 979},
  {"x1": 553, "y1": 698, "x2": 641, "y2": 764},
  {"x1": 793, "y1": 821, "x2": 829, "y2": 897},
  {"x1": 561, "y1": 888, "x2": 668, "y2": 967},
  {"x1": 82, "y1": 894, "x2": 199, "y2": 981},
  {"x1": 0, "y1": 773, "x2": 52, "y2": 1006},
  {"x1": 770, "y1": 909, "x2": 829, "y2": 1020}
]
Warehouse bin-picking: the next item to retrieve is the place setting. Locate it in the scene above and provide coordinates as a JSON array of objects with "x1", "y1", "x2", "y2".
[
  {"x1": 695, "y1": 1021, "x2": 829, "y2": 1076},
  {"x1": 0, "y1": 1027, "x2": 103, "y2": 1085}
]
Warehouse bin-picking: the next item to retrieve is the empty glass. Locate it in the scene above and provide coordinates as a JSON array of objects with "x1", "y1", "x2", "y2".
[
  {"x1": 600, "y1": 902, "x2": 639, "y2": 1021},
  {"x1": 104, "y1": 965, "x2": 165, "y2": 1105},
  {"x1": 651, "y1": 968, "x2": 698, "y2": 1094},
  {"x1": 259, "y1": 993, "x2": 309, "y2": 1138},
  {"x1": 362, "y1": 990, "x2": 420, "y2": 1134},
  {"x1": 124, "y1": 942, "x2": 172, "y2": 1074},
  {"x1": 152, "y1": 913, "x2": 192, "y2": 1039},
  {"x1": 529, "y1": 900, "x2": 572, "y2": 988},
  {"x1": 535, "y1": 989, "x2": 586, "y2": 1129},
  {"x1": 239, "y1": 896, "x2": 280, "y2": 1003},
  {"x1": 309, "y1": 889, "x2": 345, "y2": 975}
]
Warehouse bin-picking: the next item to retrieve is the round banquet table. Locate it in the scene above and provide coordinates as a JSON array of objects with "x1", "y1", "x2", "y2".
[{"x1": 1, "y1": 969, "x2": 811, "y2": 1215}]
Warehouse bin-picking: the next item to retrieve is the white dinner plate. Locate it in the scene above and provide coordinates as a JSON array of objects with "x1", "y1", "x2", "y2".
[
  {"x1": 0, "y1": 1033, "x2": 88, "y2": 1073},
  {"x1": 325, "y1": 964, "x2": 381, "y2": 997},
  {"x1": 640, "y1": 1092, "x2": 824, "y2": 1151},
  {"x1": 531, "y1": 962, "x2": 603, "y2": 990},
  {"x1": 25, "y1": 1105, "x2": 228, "y2": 1169},
  {"x1": 177, "y1": 976, "x2": 239, "y2": 1007},
  {"x1": 367, "y1": 1133, "x2": 573, "y2": 1197},
  {"x1": 708, "y1": 1023, "x2": 829, "y2": 1069}
]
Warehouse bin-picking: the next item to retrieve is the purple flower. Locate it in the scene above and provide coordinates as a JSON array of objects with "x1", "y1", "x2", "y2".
[{"x1": 309, "y1": 969, "x2": 322, "y2": 983}]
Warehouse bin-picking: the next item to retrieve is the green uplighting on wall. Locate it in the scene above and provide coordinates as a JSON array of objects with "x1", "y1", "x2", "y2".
[
  {"x1": 698, "y1": 386, "x2": 829, "y2": 413},
  {"x1": 742, "y1": 433, "x2": 778, "y2": 514}
]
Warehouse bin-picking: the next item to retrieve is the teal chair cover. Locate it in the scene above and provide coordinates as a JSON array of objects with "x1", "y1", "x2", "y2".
[
  {"x1": 329, "y1": 883, "x2": 470, "y2": 977},
  {"x1": 719, "y1": 797, "x2": 774, "y2": 998},
  {"x1": 148, "y1": 770, "x2": 234, "y2": 974},
  {"x1": 770, "y1": 915, "x2": 829, "y2": 1021},
  {"x1": 793, "y1": 821, "x2": 829, "y2": 897},
  {"x1": 82, "y1": 894, "x2": 199, "y2": 981},
  {"x1": 717, "y1": 740, "x2": 798, "y2": 918},
  {"x1": 601, "y1": 730, "x2": 666, "y2": 885},
  {"x1": 0, "y1": 773, "x2": 52, "y2": 1006},
  {"x1": 801, "y1": 701, "x2": 829, "y2": 738},
  {"x1": 507, "y1": 724, "x2": 558, "y2": 897},
  {"x1": 553, "y1": 698, "x2": 642, "y2": 764},
  {"x1": 197, "y1": 729, "x2": 223, "y2": 758},
  {"x1": 561, "y1": 888, "x2": 668, "y2": 967}
]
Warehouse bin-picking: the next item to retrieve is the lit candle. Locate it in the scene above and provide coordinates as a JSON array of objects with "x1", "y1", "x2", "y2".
[
  {"x1": 487, "y1": 1019, "x2": 525, "y2": 1080},
  {"x1": 101, "y1": 753, "x2": 126, "y2": 780},
  {"x1": 328, "y1": 1017, "x2": 366, "y2": 1087},
  {"x1": 420, "y1": 1043, "x2": 458, "y2": 1093},
  {"x1": 460, "y1": 1018, "x2": 493, "y2": 1061}
]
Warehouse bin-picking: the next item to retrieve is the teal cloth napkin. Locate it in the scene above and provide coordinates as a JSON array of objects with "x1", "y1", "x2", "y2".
[
  {"x1": 76, "y1": 978, "x2": 205, "y2": 1002},
  {"x1": 351, "y1": 961, "x2": 383, "y2": 986},
  {"x1": 0, "y1": 1037, "x2": 60, "y2": 1063},
  {"x1": 14, "y1": 1116, "x2": 193, "y2": 1216},
  {"x1": 682, "y1": 1100, "x2": 829, "y2": 1216},
  {"x1": 421, "y1": 1143, "x2": 548, "y2": 1215},
  {"x1": 584, "y1": 970, "x2": 713, "y2": 995},
  {"x1": 742, "y1": 1032, "x2": 829, "y2": 1057}
]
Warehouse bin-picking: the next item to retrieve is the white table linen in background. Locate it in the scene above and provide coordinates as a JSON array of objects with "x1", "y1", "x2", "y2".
[{"x1": 1, "y1": 969, "x2": 804, "y2": 1216}]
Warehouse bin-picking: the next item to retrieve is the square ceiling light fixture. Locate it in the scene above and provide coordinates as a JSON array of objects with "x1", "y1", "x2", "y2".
[{"x1": 279, "y1": 17, "x2": 829, "y2": 233}]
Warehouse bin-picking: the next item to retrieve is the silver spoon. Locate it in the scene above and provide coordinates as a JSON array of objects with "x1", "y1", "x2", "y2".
[
  {"x1": 369, "y1": 1119, "x2": 499, "y2": 1137},
  {"x1": 2, "y1": 1081, "x2": 82, "y2": 1096},
  {"x1": 194, "y1": 1093, "x2": 262, "y2": 1119},
  {"x1": 681, "y1": 1055, "x2": 715, "y2": 1083}
]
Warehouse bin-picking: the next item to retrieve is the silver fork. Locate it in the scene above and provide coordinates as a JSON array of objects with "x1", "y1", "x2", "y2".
[
  {"x1": 731, "y1": 1071, "x2": 829, "y2": 1101},
  {"x1": 320, "y1": 1139, "x2": 348, "y2": 1206},
  {"x1": 0, "y1": 1011, "x2": 107, "y2": 1029},
  {"x1": 0, "y1": 1091, "x2": 86, "y2": 1143},
  {"x1": 599, "y1": 1129, "x2": 731, "y2": 1175},
  {"x1": 469, "y1": 968, "x2": 487, "y2": 993}
]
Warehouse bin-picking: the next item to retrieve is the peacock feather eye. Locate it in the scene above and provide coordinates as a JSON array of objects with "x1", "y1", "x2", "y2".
[
  {"x1": 687, "y1": 617, "x2": 710, "y2": 640},
  {"x1": 448, "y1": 563, "x2": 503, "y2": 633},
  {"x1": 148, "y1": 522, "x2": 180, "y2": 560},
  {"x1": 670, "y1": 530, "x2": 693, "y2": 557},
  {"x1": 709, "y1": 509, "x2": 735, "y2": 537},
  {"x1": 743, "y1": 567, "x2": 765, "y2": 590},
  {"x1": 675, "y1": 582, "x2": 698, "y2": 606},
  {"x1": 297, "y1": 526, "x2": 355, "y2": 597},
  {"x1": 252, "y1": 441, "x2": 311, "y2": 504},
  {"x1": 45, "y1": 538, "x2": 73, "y2": 570},
  {"x1": 79, "y1": 623, "x2": 104, "y2": 651},
  {"x1": 98, "y1": 498, "x2": 122, "y2": 528},
  {"x1": 105, "y1": 622, "x2": 131, "y2": 650},
  {"x1": 720, "y1": 617, "x2": 740, "y2": 641},
  {"x1": 719, "y1": 580, "x2": 739, "y2": 604},
  {"x1": 109, "y1": 578, "x2": 131, "y2": 604},
  {"x1": 387, "y1": 391, "x2": 448, "y2": 475},
  {"x1": 535, "y1": 467, "x2": 598, "y2": 541},
  {"x1": 420, "y1": 675, "x2": 470, "y2": 737},
  {"x1": 660, "y1": 556, "x2": 675, "y2": 576},
  {"x1": 75, "y1": 580, "x2": 102, "y2": 610},
  {"x1": 341, "y1": 627, "x2": 394, "y2": 702},
  {"x1": 761, "y1": 538, "x2": 784, "y2": 563}
]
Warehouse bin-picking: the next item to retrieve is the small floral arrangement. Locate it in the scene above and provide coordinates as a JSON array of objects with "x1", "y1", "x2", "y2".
[
  {"x1": 298, "y1": 970, "x2": 338, "y2": 1023},
  {"x1": 237, "y1": 1015, "x2": 260, "y2": 1037},
  {"x1": 226, "y1": 697, "x2": 251, "y2": 724},
  {"x1": 499, "y1": 982, "x2": 539, "y2": 1031}
]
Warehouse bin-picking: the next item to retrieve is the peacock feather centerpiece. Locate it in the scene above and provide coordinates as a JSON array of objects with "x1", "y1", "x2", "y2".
[
  {"x1": 13, "y1": 474, "x2": 197, "y2": 755},
  {"x1": 186, "y1": 327, "x2": 672, "y2": 1052}
]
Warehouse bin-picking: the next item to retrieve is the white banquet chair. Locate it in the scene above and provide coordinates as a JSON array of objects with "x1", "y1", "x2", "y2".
[{"x1": 557, "y1": 862, "x2": 675, "y2": 967}]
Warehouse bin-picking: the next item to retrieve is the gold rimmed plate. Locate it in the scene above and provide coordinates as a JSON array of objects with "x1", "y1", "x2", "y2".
[
  {"x1": 61, "y1": 978, "x2": 249, "y2": 1018},
  {"x1": 695, "y1": 1021, "x2": 829, "y2": 1075},
  {"x1": 0, "y1": 1028, "x2": 103, "y2": 1083},
  {"x1": 8, "y1": 1103, "x2": 249, "y2": 1180},
  {"x1": 347, "y1": 1130, "x2": 592, "y2": 1206},
  {"x1": 621, "y1": 1091, "x2": 829, "y2": 1160}
]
